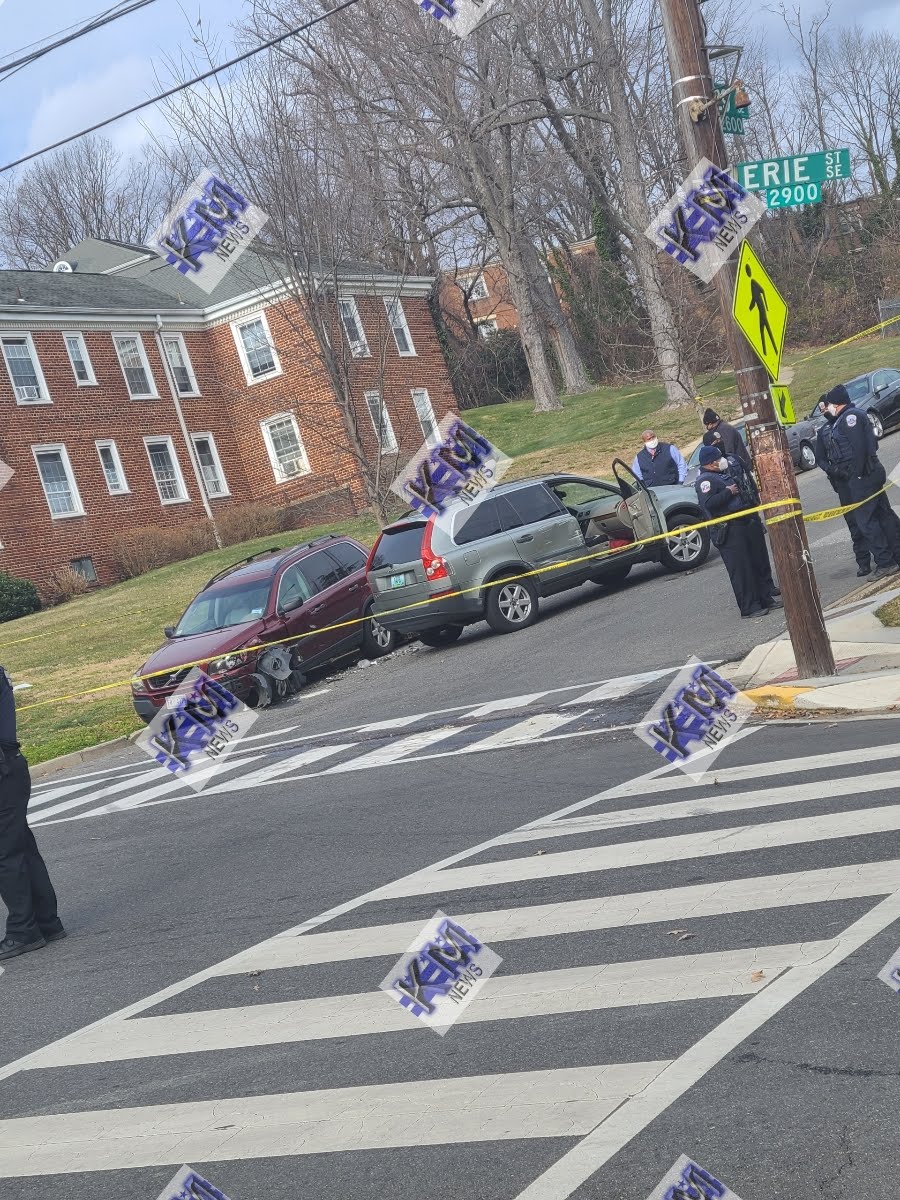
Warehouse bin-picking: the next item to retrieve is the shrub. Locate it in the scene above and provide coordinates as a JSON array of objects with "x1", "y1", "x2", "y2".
[
  {"x1": 0, "y1": 571, "x2": 41, "y2": 622},
  {"x1": 216, "y1": 502, "x2": 283, "y2": 547},
  {"x1": 111, "y1": 522, "x2": 217, "y2": 579},
  {"x1": 43, "y1": 565, "x2": 90, "y2": 606}
]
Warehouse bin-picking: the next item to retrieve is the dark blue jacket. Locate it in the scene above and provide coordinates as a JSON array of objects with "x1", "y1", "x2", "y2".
[
  {"x1": 828, "y1": 404, "x2": 879, "y2": 480},
  {"x1": 0, "y1": 666, "x2": 18, "y2": 752},
  {"x1": 633, "y1": 442, "x2": 681, "y2": 486},
  {"x1": 695, "y1": 467, "x2": 745, "y2": 545}
]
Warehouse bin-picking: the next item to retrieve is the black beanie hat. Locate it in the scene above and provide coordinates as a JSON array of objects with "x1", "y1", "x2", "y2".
[
  {"x1": 702, "y1": 408, "x2": 719, "y2": 425},
  {"x1": 701, "y1": 430, "x2": 721, "y2": 446},
  {"x1": 699, "y1": 445, "x2": 721, "y2": 466},
  {"x1": 824, "y1": 383, "x2": 850, "y2": 408}
]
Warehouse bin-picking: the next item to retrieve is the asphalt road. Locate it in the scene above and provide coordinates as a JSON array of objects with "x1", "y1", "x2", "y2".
[{"x1": 1, "y1": 431, "x2": 900, "y2": 1198}]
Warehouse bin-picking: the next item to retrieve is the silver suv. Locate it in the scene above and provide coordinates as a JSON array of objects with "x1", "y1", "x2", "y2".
[{"x1": 367, "y1": 465, "x2": 710, "y2": 646}]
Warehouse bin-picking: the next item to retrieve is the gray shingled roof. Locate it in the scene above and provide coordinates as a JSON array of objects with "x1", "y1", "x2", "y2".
[{"x1": 0, "y1": 270, "x2": 199, "y2": 312}]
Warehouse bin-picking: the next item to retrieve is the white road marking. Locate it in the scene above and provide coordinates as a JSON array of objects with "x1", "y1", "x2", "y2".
[
  {"x1": 19, "y1": 944, "x2": 821, "y2": 1069},
  {"x1": 465, "y1": 692, "x2": 549, "y2": 717},
  {"x1": 202, "y1": 744, "x2": 358, "y2": 793},
  {"x1": 215, "y1": 859, "x2": 900, "y2": 973},
  {"x1": 323, "y1": 724, "x2": 467, "y2": 772},
  {"x1": 513, "y1": 888, "x2": 900, "y2": 1200},
  {"x1": 383, "y1": 803, "x2": 900, "y2": 898},
  {"x1": 0, "y1": 1062, "x2": 671, "y2": 1177},
  {"x1": 461, "y1": 711, "x2": 584, "y2": 751},
  {"x1": 29, "y1": 767, "x2": 161, "y2": 810},
  {"x1": 563, "y1": 669, "x2": 678, "y2": 704}
]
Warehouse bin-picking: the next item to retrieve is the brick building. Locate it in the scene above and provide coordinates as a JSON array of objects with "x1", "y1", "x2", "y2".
[
  {"x1": 439, "y1": 263, "x2": 521, "y2": 339},
  {"x1": 0, "y1": 239, "x2": 457, "y2": 590}
]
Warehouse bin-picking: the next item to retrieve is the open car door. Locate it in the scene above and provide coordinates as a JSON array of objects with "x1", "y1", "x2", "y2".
[{"x1": 611, "y1": 459, "x2": 664, "y2": 545}]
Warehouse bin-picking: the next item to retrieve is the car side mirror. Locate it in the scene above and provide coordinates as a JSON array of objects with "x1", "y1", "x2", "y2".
[
  {"x1": 164, "y1": 626, "x2": 175, "y2": 639},
  {"x1": 280, "y1": 596, "x2": 303, "y2": 615}
]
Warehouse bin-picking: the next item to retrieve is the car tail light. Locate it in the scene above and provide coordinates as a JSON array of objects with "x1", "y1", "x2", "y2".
[
  {"x1": 365, "y1": 534, "x2": 383, "y2": 575},
  {"x1": 421, "y1": 516, "x2": 451, "y2": 584}
]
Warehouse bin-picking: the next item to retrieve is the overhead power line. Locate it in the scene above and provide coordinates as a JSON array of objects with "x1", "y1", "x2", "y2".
[
  {"x1": 0, "y1": 1, "x2": 164, "y2": 85},
  {"x1": 0, "y1": 0, "x2": 361, "y2": 175}
]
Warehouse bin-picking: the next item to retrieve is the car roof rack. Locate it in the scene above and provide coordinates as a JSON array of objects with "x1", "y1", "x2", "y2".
[{"x1": 201, "y1": 546, "x2": 284, "y2": 590}]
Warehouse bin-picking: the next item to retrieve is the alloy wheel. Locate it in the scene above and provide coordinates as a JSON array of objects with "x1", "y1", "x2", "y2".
[
  {"x1": 498, "y1": 583, "x2": 533, "y2": 623},
  {"x1": 369, "y1": 617, "x2": 393, "y2": 649},
  {"x1": 666, "y1": 527, "x2": 704, "y2": 564},
  {"x1": 869, "y1": 412, "x2": 884, "y2": 438}
]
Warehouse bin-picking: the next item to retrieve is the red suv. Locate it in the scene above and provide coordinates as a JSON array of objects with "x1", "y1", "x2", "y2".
[{"x1": 131, "y1": 535, "x2": 394, "y2": 723}]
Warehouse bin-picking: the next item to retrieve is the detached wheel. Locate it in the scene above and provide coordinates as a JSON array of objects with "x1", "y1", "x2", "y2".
[
  {"x1": 361, "y1": 605, "x2": 396, "y2": 657},
  {"x1": 485, "y1": 575, "x2": 539, "y2": 633},
  {"x1": 660, "y1": 517, "x2": 710, "y2": 572},
  {"x1": 418, "y1": 625, "x2": 464, "y2": 648},
  {"x1": 868, "y1": 411, "x2": 884, "y2": 439},
  {"x1": 798, "y1": 440, "x2": 817, "y2": 471}
]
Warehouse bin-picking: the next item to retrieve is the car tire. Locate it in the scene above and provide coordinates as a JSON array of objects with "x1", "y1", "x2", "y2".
[
  {"x1": 798, "y1": 441, "x2": 817, "y2": 471},
  {"x1": 361, "y1": 605, "x2": 397, "y2": 658},
  {"x1": 868, "y1": 411, "x2": 884, "y2": 439},
  {"x1": 589, "y1": 562, "x2": 632, "y2": 587},
  {"x1": 485, "y1": 575, "x2": 539, "y2": 633},
  {"x1": 418, "y1": 625, "x2": 464, "y2": 648},
  {"x1": 660, "y1": 516, "x2": 710, "y2": 572}
]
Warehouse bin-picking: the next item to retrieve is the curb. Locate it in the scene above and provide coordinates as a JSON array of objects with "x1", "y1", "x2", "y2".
[{"x1": 30, "y1": 731, "x2": 140, "y2": 781}]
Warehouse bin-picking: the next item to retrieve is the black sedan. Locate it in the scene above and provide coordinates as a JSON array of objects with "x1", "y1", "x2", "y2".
[{"x1": 807, "y1": 368, "x2": 900, "y2": 439}]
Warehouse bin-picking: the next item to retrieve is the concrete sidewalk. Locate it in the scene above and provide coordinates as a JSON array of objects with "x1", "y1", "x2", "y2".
[{"x1": 729, "y1": 580, "x2": 900, "y2": 713}]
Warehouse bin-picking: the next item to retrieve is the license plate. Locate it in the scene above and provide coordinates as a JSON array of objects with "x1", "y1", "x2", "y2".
[
  {"x1": 165, "y1": 694, "x2": 185, "y2": 710},
  {"x1": 390, "y1": 573, "x2": 407, "y2": 589}
]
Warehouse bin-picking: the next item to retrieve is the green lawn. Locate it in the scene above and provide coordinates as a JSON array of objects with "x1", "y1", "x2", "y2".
[{"x1": 8, "y1": 333, "x2": 896, "y2": 765}]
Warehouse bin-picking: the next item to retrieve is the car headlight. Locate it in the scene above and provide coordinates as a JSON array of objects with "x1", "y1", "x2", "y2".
[
  {"x1": 131, "y1": 675, "x2": 148, "y2": 694},
  {"x1": 208, "y1": 653, "x2": 247, "y2": 674}
]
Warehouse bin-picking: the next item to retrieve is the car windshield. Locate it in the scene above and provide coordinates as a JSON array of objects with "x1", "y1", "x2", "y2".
[
  {"x1": 174, "y1": 580, "x2": 271, "y2": 635},
  {"x1": 371, "y1": 524, "x2": 426, "y2": 569},
  {"x1": 845, "y1": 376, "x2": 871, "y2": 403},
  {"x1": 551, "y1": 480, "x2": 617, "y2": 506}
]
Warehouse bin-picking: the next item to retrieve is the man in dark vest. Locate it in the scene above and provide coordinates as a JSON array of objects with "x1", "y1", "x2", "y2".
[
  {"x1": 631, "y1": 429, "x2": 687, "y2": 487},
  {"x1": 702, "y1": 408, "x2": 752, "y2": 473}
]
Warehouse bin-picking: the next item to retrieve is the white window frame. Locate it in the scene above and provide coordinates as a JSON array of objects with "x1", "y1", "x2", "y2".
[
  {"x1": 364, "y1": 391, "x2": 398, "y2": 454},
  {"x1": 338, "y1": 297, "x2": 371, "y2": 358},
  {"x1": 2, "y1": 333, "x2": 52, "y2": 405},
  {"x1": 476, "y1": 317, "x2": 500, "y2": 338},
  {"x1": 411, "y1": 388, "x2": 440, "y2": 447},
  {"x1": 63, "y1": 332, "x2": 96, "y2": 387},
  {"x1": 231, "y1": 312, "x2": 282, "y2": 386},
  {"x1": 31, "y1": 443, "x2": 85, "y2": 519},
  {"x1": 95, "y1": 439, "x2": 130, "y2": 495},
  {"x1": 260, "y1": 412, "x2": 311, "y2": 484},
  {"x1": 190, "y1": 432, "x2": 231, "y2": 498},
  {"x1": 384, "y1": 297, "x2": 416, "y2": 357},
  {"x1": 112, "y1": 332, "x2": 158, "y2": 399},
  {"x1": 161, "y1": 333, "x2": 200, "y2": 397},
  {"x1": 468, "y1": 273, "x2": 489, "y2": 301},
  {"x1": 143, "y1": 436, "x2": 189, "y2": 505}
]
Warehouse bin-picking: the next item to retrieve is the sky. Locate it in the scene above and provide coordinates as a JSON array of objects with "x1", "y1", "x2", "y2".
[{"x1": 0, "y1": 0, "x2": 897, "y2": 174}]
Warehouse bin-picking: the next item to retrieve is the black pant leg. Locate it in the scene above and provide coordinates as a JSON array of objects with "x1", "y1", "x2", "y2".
[
  {"x1": 0, "y1": 756, "x2": 42, "y2": 941},
  {"x1": 872, "y1": 492, "x2": 900, "y2": 565},
  {"x1": 835, "y1": 480, "x2": 871, "y2": 569},
  {"x1": 849, "y1": 475, "x2": 893, "y2": 568},
  {"x1": 717, "y1": 525, "x2": 759, "y2": 616},
  {"x1": 745, "y1": 517, "x2": 775, "y2": 604}
]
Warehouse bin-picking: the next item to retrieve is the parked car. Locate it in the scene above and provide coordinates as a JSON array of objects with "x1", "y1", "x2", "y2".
[
  {"x1": 684, "y1": 415, "x2": 818, "y2": 484},
  {"x1": 131, "y1": 534, "x2": 394, "y2": 723},
  {"x1": 806, "y1": 369, "x2": 900, "y2": 439},
  {"x1": 367, "y1": 465, "x2": 711, "y2": 645}
]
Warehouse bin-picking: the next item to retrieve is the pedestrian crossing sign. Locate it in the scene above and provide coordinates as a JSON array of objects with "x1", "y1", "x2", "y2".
[
  {"x1": 772, "y1": 384, "x2": 796, "y2": 425},
  {"x1": 732, "y1": 241, "x2": 788, "y2": 381}
]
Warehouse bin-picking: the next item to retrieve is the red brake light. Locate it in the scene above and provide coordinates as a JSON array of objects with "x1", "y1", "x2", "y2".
[
  {"x1": 421, "y1": 516, "x2": 450, "y2": 583},
  {"x1": 365, "y1": 534, "x2": 383, "y2": 574}
]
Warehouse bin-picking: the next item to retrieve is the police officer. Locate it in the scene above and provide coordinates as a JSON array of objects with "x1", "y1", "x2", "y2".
[
  {"x1": 814, "y1": 395, "x2": 873, "y2": 577},
  {"x1": 0, "y1": 666, "x2": 64, "y2": 960},
  {"x1": 823, "y1": 383, "x2": 900, "y2": 582},
  {"x1": 695, "y1": 444, "x2": 783, "y2": 619},
  {"x1": 702, "y1": 407, "x2": 752, "y2": 472},
  {"x1": 702, "y1": 430, "x2": 760, "y2": 506},
  {"x1": 631, "y1": 429, "x2": 687, "y2": 486}
]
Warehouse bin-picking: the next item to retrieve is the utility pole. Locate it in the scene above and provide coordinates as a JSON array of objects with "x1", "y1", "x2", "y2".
[{"x1": 656, "y1": 0, "x2": 835, "y2": 678}]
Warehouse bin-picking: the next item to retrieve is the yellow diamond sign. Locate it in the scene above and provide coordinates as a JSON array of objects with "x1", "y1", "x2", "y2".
[
  {"x1": 732, "y1": 241, "x2": 788, "y2": 381},
  {"x1": 772, "y1": 384, "x2": 795, "y2": 425}
]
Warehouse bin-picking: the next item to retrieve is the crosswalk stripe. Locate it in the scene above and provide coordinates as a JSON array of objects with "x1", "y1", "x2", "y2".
[
  {"x1": 203, "y1": 743, "x2": 358, "y2": 793},
  {"x1": 323, "y1": 724, "x2": 467, "y2": 772},
  {"x1": 383, "y1": 803, "x2": 900, "y2": 898},
  {"x1": 498, "y1": 768, "x2": 900, "y2": 845},
  {"x1": 0, "y1": 1061, "x2": 671, "y2": 1176},
  {"x1": 465, "y1": 692, "x2": 549, "y2": 717},
  {"x1": 18, "y1": 943, "x2": 824, "y2": 1070},
  {"x1": 29, "y1": 767, "x2": 160, "y2": 810},
  {"x1": 213, "y1": 859, "x2": 900, "y2": 974},
  {"x1": 459, "y1": 711, "x2": 584, "y2": 751},
  {"x1": 563, "y1": 669, "x2": 677, "y2": 704}
]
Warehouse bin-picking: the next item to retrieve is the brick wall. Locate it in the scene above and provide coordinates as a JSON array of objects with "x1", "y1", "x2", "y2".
[{"x1": 439, "y1": 265, "x2": 521, "y2": 339}]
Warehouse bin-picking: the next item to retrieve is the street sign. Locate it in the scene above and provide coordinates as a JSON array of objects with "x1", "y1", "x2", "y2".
[
  {"x1": 734, "y1": 150, "x2": 850, "y2": 208},
  {"x1": 732, "y1": 242, "x2": 788, "y2": 381},
  {"x1": 715, "y1": 79, "x2": 747, "y2": 136},
  {"x1": 772, "y1": 384, "x2": 796, "y2": 426}
]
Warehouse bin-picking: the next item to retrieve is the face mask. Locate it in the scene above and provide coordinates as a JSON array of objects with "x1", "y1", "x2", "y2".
[
  {"x1": 718, "y1": 458, "x2": 729, "y2": 471},
  {"x1": 644, "y1": 438, "x2": 659, "y2": 451}
]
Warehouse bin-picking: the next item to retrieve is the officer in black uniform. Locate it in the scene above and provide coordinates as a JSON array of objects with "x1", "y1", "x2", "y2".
[
  {"x1": 694, "y1": 445, "x2": 783, "y2": 619},
  {"x1": 814, "y1": 395, "x2": 873, "y2": 577},
  {"x1": 823, "y1": 383, "x2": 900, "y2": 582},
  {"x1": 702, "y1": 430, "x2": 760, "y2": 506},
  {"x1": 702, "y1": 407, "x2": 752, "y2": 472},
  {"x1": 0, "y1": 665, "x2": 64, "y2": 960}
]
